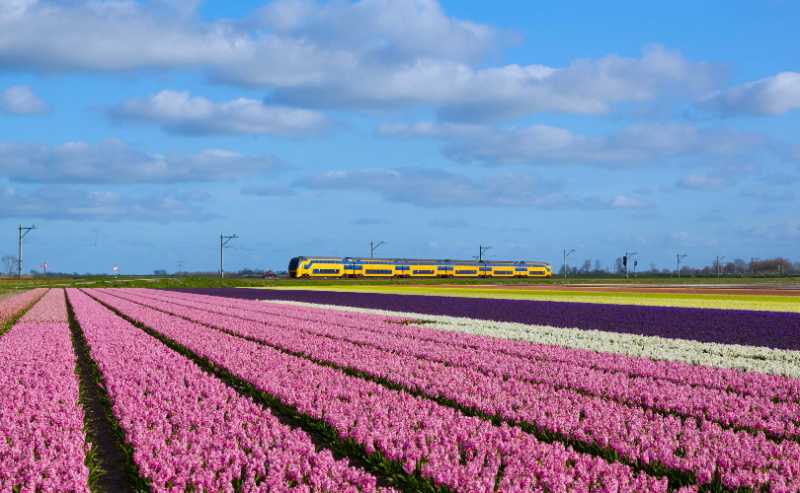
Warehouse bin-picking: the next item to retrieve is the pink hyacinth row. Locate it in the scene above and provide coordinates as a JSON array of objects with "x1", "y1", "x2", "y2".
[
  {"x1": 20, "y1": 288, "x2": 69, "y2": 324},
  {"x1": 137, "y1": 287, "x2": 800, "y2": 403},
  {"x1": 119, "y1": 288, "x2": 800, "y2": 439},
  {"x1": 66, "y1": 289, "x2": 393, "y2": 493},
  {"x1": 0, "y1": 288, "x2": 47, "y2": 327},
  {"x1": 0, "y1": 289, "x2": 89, "y2": 493},
  {"x1": 86, "y1": 288, "x2": 669, "y2": 493},
  {"x1": 103, "y1": 288, "x2": 800, "y2": 491}
]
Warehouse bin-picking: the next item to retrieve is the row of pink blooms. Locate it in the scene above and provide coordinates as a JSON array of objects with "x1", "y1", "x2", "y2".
[
  {"x1": 0, "y1": 289, "x2": 90, "y2": 493},
  {"x1": 0, "y1": 288, "x2": 46, "y2": 326},
  {"x1": 67, "y1": 288, "x2": 395, "y2": 493},
  {"x1": 88, "y1": 288, "x2": 672, "y2": 493},
  {"x1": 135, "y1": 287, "x2": 800, "y2": 404},
  {"x1": 104, "y1": 288, "x2": 800, "y2": 492},
  {"x1": 124, "y1": 287, "x2": 800, "y2": 438}
]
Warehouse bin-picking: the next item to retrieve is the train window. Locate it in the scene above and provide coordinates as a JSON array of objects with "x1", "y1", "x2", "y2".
[
  {"x1": 413, "y1": 270, "x2": 435, "y2": 274},
  {"x1": 313, "y1": 268, "x2": 340, "y2": 274},
  {"x1": 495, "y1": 270, "x2": 514, "y2": 274},
  {"x1": 365, "y1": 269, "x2": 393, "y2": 274},
  {"x1": 456, "y1": 270, "x2": 477, "y2": 275}
]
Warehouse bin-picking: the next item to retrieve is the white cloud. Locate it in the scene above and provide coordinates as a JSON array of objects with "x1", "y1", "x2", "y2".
[
  {"x1": 299, "y1": 167, "x2": 648, "y2": 210},
  {"x1": 267, "y1": 44, "x2": 719, "y2": 119},
  {"x1": 257, "y1": 0, "x2": 495, "y2": 64},
  {"x1": 380, "y1": 121, "x2": 762, "y2": 167},
  {"x1": 699, "y1": 72, "x2": 800, "y2": 116},
  {"x1": 111, "y1": 90, "x2": 328, "y2": 136},
  {"x1": 0, "y1": 1, "x2": 719, "y2": 119},
  {"x1": 0, "y1": 186, "x2": 213, "y2": 222},
  {"x1": 0, "y1": 85, "x2": 48, "y2": 114},
  {"x1": 0, "y1": 140, "x2": 281, "y2": 184}
]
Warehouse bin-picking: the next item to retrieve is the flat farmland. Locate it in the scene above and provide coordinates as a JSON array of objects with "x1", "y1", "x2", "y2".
[
  {"x1": 252, "y1": 282, "x2": 800, "y2": 313},
  {"x1": 2, "y1": 286, "x2": 800, "y2": 492}
]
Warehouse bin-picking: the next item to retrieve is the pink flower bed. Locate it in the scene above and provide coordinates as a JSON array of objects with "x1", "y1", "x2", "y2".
[
  {"x1": 0, "y1": 289, "x2": 89, "y2": 492},
  {"x1": 87, "y1": 288, "x2": 670, "y2": 493},
  {"x1": 103, "y1": 287, "x2": 800, "y2": 491},
  {"x1": 66, "y1": 288, "x2": 392, "y2": 493},
  {"x1": 20, "y1": 288, "x2": 68, "y2": 324},
  {"x1": 138, "y1": 287, "x2": 800, "y2": 403},
  {"x1": 0, "y1": 288, "x2": 47, "y2": 327}
]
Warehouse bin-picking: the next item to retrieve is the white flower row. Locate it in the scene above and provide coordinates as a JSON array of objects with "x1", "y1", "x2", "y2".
[{"x1": 262, "y1": 300, "x2": 800, "y2": 379}]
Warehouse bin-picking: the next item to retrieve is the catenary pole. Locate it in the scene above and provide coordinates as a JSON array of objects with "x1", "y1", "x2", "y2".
[
  {"x1": 563, "y1": 248, "x2": 575, "y2": 281},
  {"x1": 219, "y1": 233, "x2": 239, "y2": 278},
  {"x1": 17, "y1": 225, "x2": 36, "y2": 278}
]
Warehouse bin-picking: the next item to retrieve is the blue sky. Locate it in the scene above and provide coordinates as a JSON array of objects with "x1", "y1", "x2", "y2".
[{"x1": 0, "y1": 0, "x2": 798, "y2": 274}]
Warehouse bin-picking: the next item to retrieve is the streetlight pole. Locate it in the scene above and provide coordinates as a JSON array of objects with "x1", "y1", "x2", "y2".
[
  {"x1": 17, "y1": 225, "x2": 36, "y2": 278},
  {"x1": 676, "y1": 253, "x2": 688, "y2": 278},
  {"x1": 219, "y1": 233, "x2": 239, "y2": 278},
  {"x1": 716, "y1": 255, "x2": 726, "y2": 279},
  {"x1": 369, "y1": 240, "x2": 386, "y2": 258},
  {"x1": 563, "y1": 249, "x2": 575, "y2": 281}
]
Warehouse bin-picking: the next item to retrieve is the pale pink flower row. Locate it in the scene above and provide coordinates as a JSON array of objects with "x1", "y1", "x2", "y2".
[
  {"x1": 0, "y1": 289, "x2": 89, "y2": 492},
  {"x1": 108, "y1": 288, "x2": 800, "y2": 491},
  {"x1": 0, "y1": 288, "x2": 47, "y2": 327},
  {"x1": 20, "y1": 288, "x2": 69, "y2": 324},
  {"x1": 66, "y1": 289, "x2": 393, "y2": 493},
  {"x1": 88, "y1": 288, "x2": 669, "y2": 493}
]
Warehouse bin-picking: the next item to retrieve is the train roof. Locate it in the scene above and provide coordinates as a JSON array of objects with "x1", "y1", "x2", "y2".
[{"x1": 295, "y1": 256, "x2": 549, "y2": 266}]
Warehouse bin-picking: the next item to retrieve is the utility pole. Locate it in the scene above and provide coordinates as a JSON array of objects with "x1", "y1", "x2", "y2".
[
  {"x1": 563, "y1": 249, "x2": 575, "y2": 281},
  {"x1": 219, "y1": 233, "x2": 239, "y2": 278},
  {"x1": 676, "y1": 253, "x2": 688, "y2": 278},
  {"x1": 624, "y1": 251, "x2": 637, "y2": 279},
  {"x1": 369, "y1": 240, "x2": 386, "y2": 258},
  {"x1": 716, "y1": 255, "x2": 726, "y2": 279},
  {"x1": 17, "y1": 224, "x2": 36, "y2": 278},
  {"x1": 478, "y1": 245, "x2": 491, "y2": 262}
]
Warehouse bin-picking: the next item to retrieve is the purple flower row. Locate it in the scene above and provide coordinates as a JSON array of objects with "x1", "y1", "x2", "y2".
[
  {"x1": 108, "y1": 288, "x2": 800, "y2": 491},
  {"x1": 139, "y1": 288, "x2": 800, "y2": 408},
  {"x1": 66, "y1": 289, "x2": 391, "y2": 493},
  {"x1": 0, "y1": 289, "x2": 89, "y2": 492},
  {"x1": 178, "y1": 287, "x2": 800, "y2": 350},
  {"x1": 0, "y1": 288, "x2": 47, "y2": 327},
  {"x1": 88, "y1": 288, "x2": 668, "y2": 493}
]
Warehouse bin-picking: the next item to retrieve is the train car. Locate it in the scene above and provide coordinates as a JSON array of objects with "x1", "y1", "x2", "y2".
[{"x1": 288, "y1": 256, "x2": 552, "y2": 278}]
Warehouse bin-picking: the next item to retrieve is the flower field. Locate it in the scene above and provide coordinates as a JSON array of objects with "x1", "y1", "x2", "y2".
[{"x1": 1, "y1": 286, "x2": 799, "y2": 491}]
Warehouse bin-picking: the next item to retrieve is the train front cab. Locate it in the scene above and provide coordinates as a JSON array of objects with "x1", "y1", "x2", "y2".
[{"x1": 291, "y1": 257, "x2": 346, "y2": 278}]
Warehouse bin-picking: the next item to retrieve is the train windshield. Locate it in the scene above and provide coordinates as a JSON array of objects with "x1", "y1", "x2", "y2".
[{"x1": 288, "y1": 257, "x2": 302, "y2": 272}]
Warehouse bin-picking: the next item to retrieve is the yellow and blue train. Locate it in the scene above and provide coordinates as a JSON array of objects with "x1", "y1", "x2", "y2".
[{"x1": 288, "y1": 256, "x2": 552, "y2": 278}]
